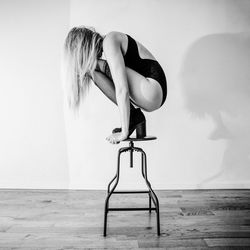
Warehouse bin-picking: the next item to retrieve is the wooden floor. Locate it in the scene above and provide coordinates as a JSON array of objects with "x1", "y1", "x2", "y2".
[{"x1": 0, "y1": 189, "x2": 250, "y2": 249}]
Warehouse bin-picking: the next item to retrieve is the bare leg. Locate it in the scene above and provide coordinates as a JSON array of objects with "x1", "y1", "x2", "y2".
[
  {"x1": 126, "y1": 68, "x2": 163, "y2": 112},
  {"x1": 93, "y1": 60, "x2": 138, "y2": 114},
  {"x1": 92, "y1": 69, "x2": 118, "y2": 106},
  {"x1": 92, "y1": 60, "x2": 163, "y2": 112}
]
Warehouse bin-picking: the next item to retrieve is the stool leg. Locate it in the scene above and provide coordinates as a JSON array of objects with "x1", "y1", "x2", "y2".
[
  {"x1": 106, "y1": 174, "x2": 117, "y2": 215},
  {"x1": 149, "y1": 192, "x2": 152, "y2": 213},
  {"x1": 107, "y1": 174, "x2": 117, "y2": 194},
  {"x1": 103, "y1": 147, "x2": 123, "y2": 237},
  {"x1": 141, "y1": 150, "x2": 161, "y2": 236},
  {"x1": 141, "y1": 152, "x2": 151, "y2": 213}
]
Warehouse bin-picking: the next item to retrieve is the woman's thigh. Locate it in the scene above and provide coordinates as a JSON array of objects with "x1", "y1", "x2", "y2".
[{"x1": 125, "y1": 67, "x2": 163, "y2": 112}]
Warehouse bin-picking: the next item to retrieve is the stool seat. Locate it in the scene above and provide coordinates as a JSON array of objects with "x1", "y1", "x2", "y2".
[{"x1": 123, "y1": 136, "x2": 157, "y2": 142}]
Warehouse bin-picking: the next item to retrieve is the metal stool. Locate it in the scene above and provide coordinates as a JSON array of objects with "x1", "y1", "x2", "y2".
[{"x1": 103, "y1": 136, "x2": 160, "y2": 236}]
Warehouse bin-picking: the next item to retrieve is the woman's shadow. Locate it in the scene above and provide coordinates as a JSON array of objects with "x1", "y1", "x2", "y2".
[{"x1": 180, "y1": 32, "x2": 250, "y2": 188}]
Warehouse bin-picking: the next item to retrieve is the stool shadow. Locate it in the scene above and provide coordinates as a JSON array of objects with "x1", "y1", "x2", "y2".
[{"x1": 179, "y1": 32, "x2": 250, "y2": 187}]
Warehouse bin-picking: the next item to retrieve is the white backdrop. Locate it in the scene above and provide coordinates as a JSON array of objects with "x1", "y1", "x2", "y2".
[
  {"x1": 1, "y1": 0, "x2": 250, "y2": 189},
  {"x1": 0, "y1": 0, "x2": 70, "y2": 189}
]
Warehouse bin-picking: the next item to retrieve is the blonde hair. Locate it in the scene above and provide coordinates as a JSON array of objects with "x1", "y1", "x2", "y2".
[{"x1": 62, "y1": 26, "x2": 103, "y2": 112}]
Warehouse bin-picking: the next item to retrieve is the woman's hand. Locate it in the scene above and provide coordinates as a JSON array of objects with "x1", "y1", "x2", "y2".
[{"x1": 106, "y1": 132, "x2": 128, "y2": 144}]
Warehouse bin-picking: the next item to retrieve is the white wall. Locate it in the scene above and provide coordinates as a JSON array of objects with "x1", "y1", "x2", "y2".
[
  {"x1": 1, "y1": 0, "x2": 250, "y2": 190},
  {"x1": 0, "y1": 0, "x2": 70, "y2": 189},
  {"x1": 64, "y1": 0, "x2": 250, "y2": 189}
]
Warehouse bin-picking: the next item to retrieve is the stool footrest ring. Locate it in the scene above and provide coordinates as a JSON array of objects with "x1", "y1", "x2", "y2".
[
  {"x1": 112, "y1": 190, "x2": 150, "y2": 194},
  {"x1": 108, "y1": 207, "x2": 156, "y2": 211}
]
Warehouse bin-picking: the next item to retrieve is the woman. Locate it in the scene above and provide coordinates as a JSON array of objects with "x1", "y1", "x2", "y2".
[{"x1": 63, "y1": 26, "x2": 167, "y2": 144}]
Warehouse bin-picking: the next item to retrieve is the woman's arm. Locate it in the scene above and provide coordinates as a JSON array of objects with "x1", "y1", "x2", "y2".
[{"x1": 103, "y1": 32, "x2": 130, "y2": 137}]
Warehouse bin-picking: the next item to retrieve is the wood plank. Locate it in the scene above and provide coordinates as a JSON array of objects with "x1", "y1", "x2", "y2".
[{"x1": 205, "y1": 238, "x2": 250, "y2": 247}]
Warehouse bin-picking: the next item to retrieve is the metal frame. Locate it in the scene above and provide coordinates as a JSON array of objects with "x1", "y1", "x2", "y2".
[{"x1": 103, "y1": 140, "x2": 160, "y2": 236}]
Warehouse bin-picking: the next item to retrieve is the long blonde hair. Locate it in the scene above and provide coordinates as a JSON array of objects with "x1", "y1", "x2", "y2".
[{"x1": 62, "y1": 26, "x2": 103, "y2": 111}]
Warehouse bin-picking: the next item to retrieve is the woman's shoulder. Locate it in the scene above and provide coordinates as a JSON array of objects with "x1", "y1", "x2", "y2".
[
  {"x1": 102, "y1": 31, "x2": 128, "y2": 56},
  {"x1": 103, "y1": 31, "x2": 127, "y2": 44}
]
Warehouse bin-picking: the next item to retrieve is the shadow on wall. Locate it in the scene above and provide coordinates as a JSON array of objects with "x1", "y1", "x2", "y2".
[{"x1": 180, "y1": 32, "x2": 250, "y2": 187}]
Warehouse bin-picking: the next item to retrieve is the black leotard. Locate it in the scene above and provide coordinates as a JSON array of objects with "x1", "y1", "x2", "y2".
[
  {"x1": 123, "y1": 34, "x2": 167, "y2": 107},
  {"x1": 97, "y1": 34, "x2": 167, "y2": 107}
]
